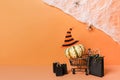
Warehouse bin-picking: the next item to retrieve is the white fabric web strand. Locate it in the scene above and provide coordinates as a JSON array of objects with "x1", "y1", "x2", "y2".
[{"x1": 43, "y1": 0, "x2": 120, "y2": 44}]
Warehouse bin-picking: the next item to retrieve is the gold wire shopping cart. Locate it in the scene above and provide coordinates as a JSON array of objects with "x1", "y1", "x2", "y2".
[{"x1": 69, "y1": 54, "x2": 89, "y2": 75}]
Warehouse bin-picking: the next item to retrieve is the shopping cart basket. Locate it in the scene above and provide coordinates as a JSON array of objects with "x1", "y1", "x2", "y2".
[{"x1": 69, "y1": 54, "x2": 89, "y2": 75}]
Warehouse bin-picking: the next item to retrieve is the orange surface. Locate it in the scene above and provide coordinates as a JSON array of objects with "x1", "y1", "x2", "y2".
[
  {"x1": 0, "y1": 0, "x2": 120, "y2": 66},
  {"x1": 0, "y1": 65, "x2": 119, "y2": 80}
]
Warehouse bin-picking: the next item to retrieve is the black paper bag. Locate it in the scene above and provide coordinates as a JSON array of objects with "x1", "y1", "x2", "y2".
[
  {"x1": 89, "y1": 55, "x2": 104, "y2": 77},
  {"x1": 61, "y1": 64, "x2": 68, "y2": 74},
  {"x1": 55, "y1": 64, "x2": 64, "y2": 76},
  {"x1": 53, "y1": 62, "x2": 58, "y2": 73}
]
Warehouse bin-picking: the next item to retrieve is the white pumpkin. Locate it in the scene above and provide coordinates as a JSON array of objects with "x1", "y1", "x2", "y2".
[{"x1": 65, "y1": 44, "x2": 85, "y2": 59}]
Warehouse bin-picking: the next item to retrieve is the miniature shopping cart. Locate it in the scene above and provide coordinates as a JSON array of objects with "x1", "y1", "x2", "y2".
[{"x1": 69, "y1": 54, "x2": 89, "y2": 75}]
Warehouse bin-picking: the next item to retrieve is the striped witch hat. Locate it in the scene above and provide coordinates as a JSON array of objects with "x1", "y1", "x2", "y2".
[{"x1": 62, "y1": 28, "x2": 79, "y2": 47}]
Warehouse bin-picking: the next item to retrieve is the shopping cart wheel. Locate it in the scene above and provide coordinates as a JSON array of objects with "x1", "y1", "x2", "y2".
[
  {"x1": 85, "y1": 69, "x2": 88, "y2": 75},
  {"x1": 72, "y1": 68, "x2": 75, "y2": 74}
]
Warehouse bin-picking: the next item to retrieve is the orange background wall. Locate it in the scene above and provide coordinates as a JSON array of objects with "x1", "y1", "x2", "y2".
[{"x1": 0, "y1": 0, "x2": 120, "y2": 66}]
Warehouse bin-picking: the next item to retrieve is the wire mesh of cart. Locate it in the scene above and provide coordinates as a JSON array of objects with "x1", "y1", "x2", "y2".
[{"x1": 69, "y1": 54, "x2": 89, "y2": 75}]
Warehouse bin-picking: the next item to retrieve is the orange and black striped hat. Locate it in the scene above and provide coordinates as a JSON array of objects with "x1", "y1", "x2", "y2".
[{"x1": 62, "y1": 28, "x2": 79, "y2": 47}]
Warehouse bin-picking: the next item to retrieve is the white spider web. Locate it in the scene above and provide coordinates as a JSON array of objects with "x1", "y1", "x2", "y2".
[{"x1": 43, "y1": 0, "x2": 120, "y2": 44}]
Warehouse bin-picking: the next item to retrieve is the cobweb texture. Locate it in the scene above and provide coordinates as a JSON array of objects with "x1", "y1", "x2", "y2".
[{"x1": 43, "y1": 0, "x2": 120, "y2": 44}]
